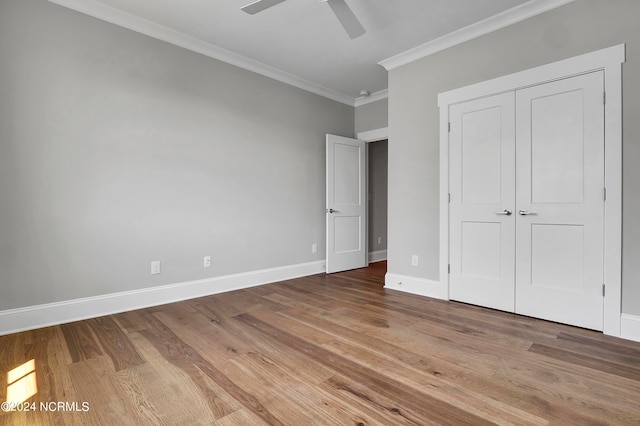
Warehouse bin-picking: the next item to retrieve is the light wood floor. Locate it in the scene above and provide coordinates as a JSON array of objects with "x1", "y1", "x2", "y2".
[{"x1": 1, "y1": 261, "x2": 640, "y2": 425}]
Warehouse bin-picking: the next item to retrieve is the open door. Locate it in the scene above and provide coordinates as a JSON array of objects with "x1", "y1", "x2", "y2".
[{"x1": 326, "y1": 134, "x2": 367, "y2": 273}]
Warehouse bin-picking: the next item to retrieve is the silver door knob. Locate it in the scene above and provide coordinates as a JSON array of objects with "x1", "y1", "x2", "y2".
[
  {"x1": 519, "y1": 209, "x2": 537, "y2": 215},
  {"x1": 494, "y1": 209, "x2": 512, "y2": 216}
]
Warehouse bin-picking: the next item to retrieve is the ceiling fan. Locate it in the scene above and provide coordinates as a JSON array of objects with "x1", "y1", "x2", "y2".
[{"x1": 241, "y1": 0, "x2": 366, "y2": 39}]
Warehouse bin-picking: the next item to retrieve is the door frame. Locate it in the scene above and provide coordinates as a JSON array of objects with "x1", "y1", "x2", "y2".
[
  {"x1": 437, "y1": 45, "x2": 625, "y2": 337},
  {"x1": 357, "y1": 127, "x2": 389, "y2": 143}
]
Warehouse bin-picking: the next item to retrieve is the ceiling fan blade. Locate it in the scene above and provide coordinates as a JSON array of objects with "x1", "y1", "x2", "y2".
[
  {"x1": 241, "y1": 0, "x2": 287, "y2": 15},
  {"x1": 326, "y1": 0, "x2": 365, "y2": 39}
]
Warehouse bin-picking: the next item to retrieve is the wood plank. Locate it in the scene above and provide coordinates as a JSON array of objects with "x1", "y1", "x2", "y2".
[
  {"x1": 67, "y1": 356, "x2": 142, "y2": 425},
  {"x1": 555, "y1": 331, "x2": 640, "y2": 365},
  {"x1": 115, "y1": 361, "x2": 217, "y2": 425},
  {"x1": 528, "y1": 342, "x2": 640, "y2": 381},
  {"x1": 225, "y1": 352, "x2": 326, "y2": 424},
  {"x1": 128, "y1": 330, "x2": 237, "y2": 422},
  {"x1": 215, "y1": 408, "x2": 269, "y2": 426},
  {"x1": 152, "y1": 302, "x2": 254, "y2": 358},
  {"x1": 111, "y1": 308, "x2": 154, "y2": 334},
  {"x1": 273, "y1": 295, "x2": 500, "y2": 377},
  {"x1": 488, "y1": 357, "x2": 640, "y2": 424},
  {"x1": 43, "y1": 330, "x2": 83, "y2": 426},
  {"x1": 262, "y1": 302, "x2": 425, "y2": 365},
  {"x1": 60, "y1": 321, "x2": 103, "y2": 363},
  {"x1": 87, "y1": 316, "x2": 145, "y2": 372},
  {"x1": 149, "y1": 305, "x2": 345, "y2": 422},
  {"x1": 322, "y1": 337, "x2": 548, "y2": 425},
  {"x1": 194, "y1": 303, "x2": 339, "y2": 386},
  {"x1": 252, "y1": 308, "x2": 549, "y2": 424},
  {"x1": 231, "y1": 350, "x2": 395, "y2": 426},
  {"x1": 137, "y1": 312, "x2": 285, "y2": 425},
  {"x1": 235, "y1": 312, "x2": 495, "y2": 426},
  {"x1": 318, "y1": 374, "x2": 427, "y2": 426}
]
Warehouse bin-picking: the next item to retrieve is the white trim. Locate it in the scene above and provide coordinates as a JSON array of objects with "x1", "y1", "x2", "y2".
[
  {"x1": 384, "y1": 273, "x2": 446, "y2": 300},
  {"x1": 46, "y1": 0, "x2": 355, "y2": 106},
  {"x1": 602, "y1": 54, "x2": 624, "y2": 337},
  {"x1": 620, "y1": 314, "x2": 640, "y2": 343},
  {"x1": 0, "y1": 260, "x2": 325, "y2": 336},
  {"x1": 368, "y1": 250, "x2": 388, "y2": 263},
  {"x1": 438, "y1": 45, "x2": 625, "y2": 107},
  {"x1": 438, "y1": 44, "x2": 625, "y2": 337},
  {"x1": 355, "y1": 89, "x2": 389, "y2": 107},
  {"x1": 379, "y1": 0, "x2": 574, "y2": 71},
  {"x1": 357, "y1": 127, "x2": 389, "y2": 143}
]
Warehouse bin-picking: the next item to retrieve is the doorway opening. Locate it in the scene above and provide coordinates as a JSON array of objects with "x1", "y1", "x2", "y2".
[
  {"x1": 358, "y1": 126, "x2": 389, "y2": 268},
  {"x1": 367, "y1": 139, "x2": 388, "y2": 264}
]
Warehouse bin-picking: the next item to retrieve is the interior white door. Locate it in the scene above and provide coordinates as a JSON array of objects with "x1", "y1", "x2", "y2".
[
  {"x1": 326, "y1": 134, "x2": 367, "y2": 274},
  {"x1": 515, "y1": 71, "x2": 605, "y2": 330},
  {"x1": 449, "y1": 92, "x2": 516, "y2": 312}
]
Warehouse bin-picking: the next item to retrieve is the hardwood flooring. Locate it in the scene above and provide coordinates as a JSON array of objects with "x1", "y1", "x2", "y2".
[{"x1": 1, "y1": 261, "x2": 640, "y2": 425}]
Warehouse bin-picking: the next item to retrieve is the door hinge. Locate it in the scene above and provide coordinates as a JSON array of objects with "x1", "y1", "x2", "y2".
[
  {"x1": 448, "y1": 264, "x2": 451, "y2": 274},
  {"x1": 602, "y1": 283, "x2": 606, "y2": 297},
  {"x1": 603, "y1": 92, "x2": 607, "y2": 105},
  {"x1": 448, "y1": 122, "x2": 451, "y2": 132},
  {"x1": 448, "y1": 193, "x2": 451, "y2": 203},
  {"x1": 603, "y1": 187, "x2": 607, "y2": 201}
]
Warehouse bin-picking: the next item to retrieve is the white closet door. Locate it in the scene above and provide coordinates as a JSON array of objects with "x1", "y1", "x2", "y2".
[
  {"x1": 449, "y1": 92, "x2": 516, "y2": 312},
  {"x1": 515, "y1": 71, "x2": 605, "y2": 330}
]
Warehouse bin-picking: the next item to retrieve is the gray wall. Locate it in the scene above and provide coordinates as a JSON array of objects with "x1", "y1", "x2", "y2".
[
  {"x1": 355, "y1": 98, "x2": 388, "y2": 134},
  {"x1": 368, "y1": 140, "x2": 388, "y2": 253},
  {"x1": 387, "y1": 0, "x2": 640, "y2": 315},
  {"x1": 0, "y1": 0, "x2": 354, "y2": 311}
]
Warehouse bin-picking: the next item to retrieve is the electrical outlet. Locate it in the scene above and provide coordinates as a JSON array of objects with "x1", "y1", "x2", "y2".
[
  {"x1": 377, "y1": 236, "x2": 382, "y2": 245},
  {"x1": 411, "y1": 255, "x2": 419, "y2": 267},
  {"x1": 312, "y1": 243, "x2": 318, "y2": 254},
  {"x1": 204, "y1": 256, "x2": 211, "y2": 268},
  {"x1": 151, "y1": 261, "x2": 161, "y2": 275}
]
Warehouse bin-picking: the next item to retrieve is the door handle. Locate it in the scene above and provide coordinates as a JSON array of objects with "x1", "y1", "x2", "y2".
[
  {"x1": 328, "y1": 208, "x2": 339, "y2": 213},
  {"x1": 518, "y1": 209, "x2": 537, "y2": 216},
  {"x1": 494, "y1": 209, "x2": 512, "y2": 216}
]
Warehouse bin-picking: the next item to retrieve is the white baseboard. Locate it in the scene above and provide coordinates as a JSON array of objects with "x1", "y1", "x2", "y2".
[
  {"x1": 384, "y1": 273, "x2": 447, "y2": 300},
  {"x1": 620, "y1": 314, "x2": 640, "y2": 343},
  {"x1": 0, "y1": 260, "x2": 325, "y2": 336},
  {"x1": 368, "y1": 250, "x2": 388, "y2": 263}
]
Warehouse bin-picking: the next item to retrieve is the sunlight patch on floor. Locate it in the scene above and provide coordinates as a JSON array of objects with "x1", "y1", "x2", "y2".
[{"x1": 6, "y1": 359, "x2": 37, "y2": 403}]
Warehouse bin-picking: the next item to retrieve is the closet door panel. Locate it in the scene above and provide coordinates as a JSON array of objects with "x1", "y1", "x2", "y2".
[
  {"x1": 449, "y1": 92, "x2": 516, "y2": 312},
  {"x1": 515, "y1": 71, "x2": 605, "y2": 331}
]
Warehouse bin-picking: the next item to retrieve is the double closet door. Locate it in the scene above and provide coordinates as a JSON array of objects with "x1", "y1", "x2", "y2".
[{"x1": 448, "y1": 71, "x2": 605, "y2": 331}]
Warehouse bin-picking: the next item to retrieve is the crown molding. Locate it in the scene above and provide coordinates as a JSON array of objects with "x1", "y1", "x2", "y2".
[
  {"x1": 47, "y1": 0, "x2": 356, "y2": 106},
  {"x1": 354, "y1": 89, "x2": 388, "y2": 107},
  {"x1": 379, "y1": 0, "x2": 575, "y2": 71},
  {"x1": 46, "y1": 0, "x2": 574, "y2": 106}
]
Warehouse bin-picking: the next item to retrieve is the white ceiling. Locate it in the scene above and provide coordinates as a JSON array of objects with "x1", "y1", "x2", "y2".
[{"x1": 48, "y1": 0, "x2": 565, "y2": 105}]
